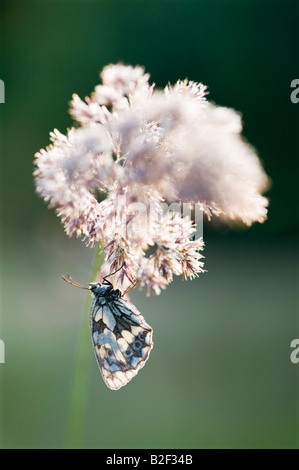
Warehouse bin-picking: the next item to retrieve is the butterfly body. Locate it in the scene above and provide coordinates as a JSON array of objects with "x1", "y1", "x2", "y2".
[
  {"x1": 88, "y1": 280, "x2": 153, "y2": 390},
  {"x1": 89, "y1": 281, "x2": 121, "y2": 303}
]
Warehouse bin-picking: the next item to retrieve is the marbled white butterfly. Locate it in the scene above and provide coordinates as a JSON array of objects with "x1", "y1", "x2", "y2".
[{"x1": 62, "y1": 273, "x2": 153, "y2": 390}]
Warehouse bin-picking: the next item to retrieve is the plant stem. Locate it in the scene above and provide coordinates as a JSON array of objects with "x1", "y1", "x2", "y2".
[{"x1": 65, "y1": 245, "x2": 103, "y2": 449}]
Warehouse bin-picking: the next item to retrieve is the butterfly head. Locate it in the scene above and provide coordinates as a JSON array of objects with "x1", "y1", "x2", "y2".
[
  {"x1": 88, "y1": 282, "x2": 110, "y2": 295},
  {"x1": 88, "y1": 280, "x2": 121, "y2": 300}
]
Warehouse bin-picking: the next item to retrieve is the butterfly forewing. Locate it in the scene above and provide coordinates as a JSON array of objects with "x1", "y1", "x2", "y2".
[{"x1": 90, "y1": 288, "x2": 153, "y2": 390}]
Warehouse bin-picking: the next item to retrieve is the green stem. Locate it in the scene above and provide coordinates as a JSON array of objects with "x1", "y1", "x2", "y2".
[{"x1": 65, "y1": 245, "x2": 103, "y2": 449}]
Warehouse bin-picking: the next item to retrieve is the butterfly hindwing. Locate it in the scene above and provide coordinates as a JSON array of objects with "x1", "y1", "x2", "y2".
[{"x1": 90, "y1": 296, "x2": 153, "y2": 390}]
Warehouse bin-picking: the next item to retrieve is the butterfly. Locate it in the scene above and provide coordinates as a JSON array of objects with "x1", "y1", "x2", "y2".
[{"x1": 62, "y1": 272, "x2": 153, "y2": 390}]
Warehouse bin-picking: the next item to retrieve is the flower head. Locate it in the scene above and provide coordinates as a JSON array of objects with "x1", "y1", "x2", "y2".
[{"x1": 34, "y1": 63, "x2": 269, "y2": 294}]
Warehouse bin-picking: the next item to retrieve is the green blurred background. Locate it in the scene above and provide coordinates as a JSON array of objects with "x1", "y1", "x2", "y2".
[{"x1": 0, "y1": 0, "x2": 298, "y2": 449}]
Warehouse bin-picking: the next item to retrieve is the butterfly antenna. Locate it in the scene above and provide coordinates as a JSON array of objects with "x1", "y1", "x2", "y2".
[{"x1": 61, "y1": 275, "x2": 89, "y2": 290}]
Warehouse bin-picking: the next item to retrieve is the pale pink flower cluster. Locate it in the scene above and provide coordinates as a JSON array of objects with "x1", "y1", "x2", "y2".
[{"x1": 34, "y1": 63, "x2": 269, "y2": 294}]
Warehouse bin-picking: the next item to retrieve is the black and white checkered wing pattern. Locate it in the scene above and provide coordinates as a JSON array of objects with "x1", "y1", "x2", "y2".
[{"x1": 90, "y1": 297, "x2": 153, "y2": 390}]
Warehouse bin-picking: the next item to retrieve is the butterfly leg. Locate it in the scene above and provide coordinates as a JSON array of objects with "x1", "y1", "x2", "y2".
[
  {"x1": 103, "y1": 262, "x2": 125, "y2": 286},
  {"x1": 122, "y1": 279, "x2": 139, "y2": 296}
]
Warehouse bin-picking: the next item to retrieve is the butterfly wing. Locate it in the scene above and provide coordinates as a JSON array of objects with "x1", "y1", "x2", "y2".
[{"x1": 90, "y1": 297, "x2": 153, "y2": 390}]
